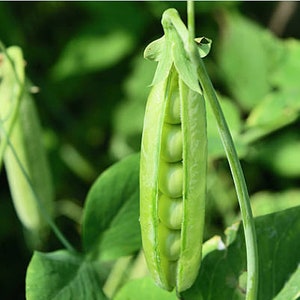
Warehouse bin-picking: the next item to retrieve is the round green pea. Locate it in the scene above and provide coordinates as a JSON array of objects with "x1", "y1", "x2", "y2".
[
  {"x1": 160, "y1": 124, "x2": 182, "y2": 162},
  {"x1": 158, "y1": 162, "x2": 183, "y2": 198},
  {"x1": 164, "y1": 93, "x2": 181, "y2": 124},
  {"x1": 158, "y1": 194, "x2": 183, "y2": 230},
  {"x1": 158, "y1": 224, "x2": 181, "y2": 261}
]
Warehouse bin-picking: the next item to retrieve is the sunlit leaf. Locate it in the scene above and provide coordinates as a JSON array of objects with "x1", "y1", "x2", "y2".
[
  {"x1": 182, "y1": 206, "x2": 300, "y2": 300},
  {"x1": 113, "y1": 277, "x2": 177, "y2": 300},
  {"x1": 52, "y1": 31, "x2": 134, "y2": 80},
  {"x1": 217, "y1": 12, "x2": 283, "y2": 110},
  {"x1": 271, "y1": 39, "x2": 300, "y2": 90},
  {"x1": 245, "y1": 90, "x2": 300, "y2": 143},
  {"x1": 273, "y1": 266, "x2": 300, "y2": 300},
  {"x1": 82, "y1": 153, "x2": 140, "y2": 261},
  {"x1": 26, "y1": 250, "x2": 107, "y2": 300}
]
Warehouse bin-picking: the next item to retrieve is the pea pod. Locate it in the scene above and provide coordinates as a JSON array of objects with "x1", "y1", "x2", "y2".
[
  {"x1": 0, "y1": 46, "x2": 54, "y2": 246},
  {"x1": 140, "y1": 9, "x2": 208, "y2": 292}
]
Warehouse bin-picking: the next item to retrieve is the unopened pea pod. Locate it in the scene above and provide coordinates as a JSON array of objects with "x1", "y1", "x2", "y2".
[{"x1": 0, "y1": 47, "x2": 54, "y2": 246}]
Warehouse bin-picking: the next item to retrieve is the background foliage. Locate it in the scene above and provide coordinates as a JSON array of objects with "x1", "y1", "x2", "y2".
[{"x1": 1, "y1": 2, "x2": 300, "y2": 299}]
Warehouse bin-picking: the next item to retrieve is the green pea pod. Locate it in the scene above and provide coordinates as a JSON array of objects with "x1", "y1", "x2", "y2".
[
  {"x1": 140, "y1": 8, "x2": 208, "y2": 292},
  {"x1": 0, "y1": 46, "x2": 54, "y2": 246},
  {"x1": 140, "y1": 65, "x2": 207, "y2": 292}
]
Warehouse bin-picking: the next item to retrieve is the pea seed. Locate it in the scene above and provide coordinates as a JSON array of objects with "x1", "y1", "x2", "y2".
[
  {"x1": 158, "y1": 224, "x2": 181, "y2": 261},
  {"x1": 158, "y1": 194, "x2": 183, "y2": 229},
  {"x1": 158, "y1": 162, "x2": 183, "y2": 198},
  {"x1": 161, "y1": 124, "x2": 182, "y2": 162},
  {"x1": 164, "y1": 92, "x2": 181, "y2": 124}
]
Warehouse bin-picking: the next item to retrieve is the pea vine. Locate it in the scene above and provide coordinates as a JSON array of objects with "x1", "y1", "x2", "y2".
[{"x1": 187, "y1": 1, "x2": 258, "y2": 299}]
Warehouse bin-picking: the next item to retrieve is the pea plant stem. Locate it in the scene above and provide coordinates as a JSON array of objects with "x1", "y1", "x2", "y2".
[{"x1": 187, "y1": 1, "x2": 259, "y2": 299}]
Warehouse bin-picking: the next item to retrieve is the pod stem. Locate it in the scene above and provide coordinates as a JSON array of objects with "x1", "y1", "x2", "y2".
[{"x1": 187, "y1": 2, "x2": 258, "y2": 300}]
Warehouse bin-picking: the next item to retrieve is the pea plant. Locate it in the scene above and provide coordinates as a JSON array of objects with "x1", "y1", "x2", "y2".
[{"x1": 1, "y1": 2, "x2": 300, "y2": 300}]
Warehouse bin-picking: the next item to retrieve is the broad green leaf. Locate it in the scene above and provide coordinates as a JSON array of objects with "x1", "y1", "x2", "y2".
[
  {"x1": 243, "y1": 39, "x2": 300, "y2": 144},
  {"x1": 51, "y1": 31, "x2": 134, "y2": 80},
  {"x1": 271, "y1": 39, "x2": 300, "y2": 90},
  {"x1": 26, "y1": 250, "x2": 107, "y2": 300},
  {"x1": 244, "y1": 90, "x2": 300, "y2": 143},
  {"x1": 182, "y1": 206, "x2": 300, "y2": 300},
  {"x1": 113, "y1": 277, "x2": 177, "y2": 300},
  {"x1": 217, "y1": 12, "x2": 283, "y2": 110},
  {"x1": 255, "y1": 206, "x2": 300, "y2": 299},
  {"x1": 273, "y1": 266, "x2": 300, "y2": 300},
  {"x1": 82, "y1": 153, "x2": 141, "y2": 260}
]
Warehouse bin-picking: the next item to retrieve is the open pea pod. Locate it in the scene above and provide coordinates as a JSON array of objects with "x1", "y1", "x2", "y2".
[{"x1": 140, "y1": 9, "x2": 207, "y2": 293}]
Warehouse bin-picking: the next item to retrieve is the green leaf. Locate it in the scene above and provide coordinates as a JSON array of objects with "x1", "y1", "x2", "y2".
[
  {"x1": 51, "y1": 31, "x2": 134, "y2": 80},
  {"x1": 113, "y1": 277, "x2": 177, "y2": 300},
  {"x1": 271, "y1": 39, "x2": 300, "y2": 90},
  {"x1": 217, "y1": 12, "x2": 283, "y2": 110},
  {"x1": 273, "y1": 266, "x2": 300, "y2": 300},
  {"x1": 181, "y1": 206, "x2": 300, "y2": 300},
  {"x1": 244, "y1": 90, "x2": 300, "y2": 143},
  {"x1": 82, "y1": 153, "x2": 141, "y2": 260},
  {"x1": 26, "y1": 250, "x2": 107, "y2": 300}
]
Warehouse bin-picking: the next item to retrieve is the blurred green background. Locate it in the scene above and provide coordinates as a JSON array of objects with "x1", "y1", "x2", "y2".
[{"x1": 1, "y1": 2, "x2": 300, "y2": 299}]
